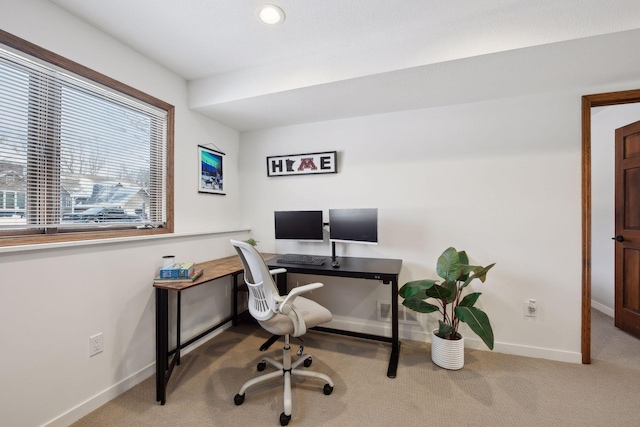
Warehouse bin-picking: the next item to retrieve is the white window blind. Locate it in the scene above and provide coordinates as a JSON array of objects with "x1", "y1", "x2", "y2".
[{"x1": 0, "y1": 44, "x2": 169, "y2": 238}]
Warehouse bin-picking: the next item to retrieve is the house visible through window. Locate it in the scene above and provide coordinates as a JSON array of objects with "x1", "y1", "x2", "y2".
[{"x1": 0, "y1": 31, "x2": 174, "y2": 246}]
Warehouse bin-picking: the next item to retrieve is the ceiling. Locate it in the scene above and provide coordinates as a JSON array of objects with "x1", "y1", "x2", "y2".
[{"x1": 50, "y1": 0, "x2": 640, "y2": 131}]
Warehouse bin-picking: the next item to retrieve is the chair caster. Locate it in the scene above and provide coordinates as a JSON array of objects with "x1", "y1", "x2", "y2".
[
  {"x1": 279, "y1": 412, "x2": 291, "y2": 426},
  {"x1": 303, "y1": 357, "x2": 312, "y2": 367},
  {"x1": 257, "y1": 361, "x2": 267, "y2": 371},
  {"x1": 323, "y1": 384, "x2": 334, "y2": 395},
  {"x1": 234, "y1": 393, "x2": 245, "y2": 405}
]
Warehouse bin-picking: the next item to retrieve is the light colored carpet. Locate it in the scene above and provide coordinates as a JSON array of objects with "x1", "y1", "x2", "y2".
[{"x1": 71, "y1": 309, "x2": 640, "y2": 426}]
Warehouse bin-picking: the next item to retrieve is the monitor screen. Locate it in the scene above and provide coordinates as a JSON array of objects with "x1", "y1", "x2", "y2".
[
  {"x1": 329, "y1": 208, "x2": 378, "y2": 244},
  {"x1": 274, "y1": 210, "x2": 324, "y2": 241}
]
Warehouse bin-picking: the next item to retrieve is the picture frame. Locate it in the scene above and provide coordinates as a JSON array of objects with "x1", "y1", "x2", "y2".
[
  {"x1": 266, "y1": 151, "x2": 337, "y2": 177},
  {"x1": 198, "y1": 145, "x2": 225, "y2": 195}
]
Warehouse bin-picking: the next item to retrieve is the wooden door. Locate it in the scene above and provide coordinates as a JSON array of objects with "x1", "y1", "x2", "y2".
[{"x1": 614, "y1": 119, "x2": 640, "y2": 339}]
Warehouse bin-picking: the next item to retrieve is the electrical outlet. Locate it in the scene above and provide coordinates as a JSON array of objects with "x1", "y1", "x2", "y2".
[
  {"x1": 524, "y1": 299, "x2": 537, "y2": 318},
  {"x1": 89, "y1": 333, "x2": 103, "y2": 356}
]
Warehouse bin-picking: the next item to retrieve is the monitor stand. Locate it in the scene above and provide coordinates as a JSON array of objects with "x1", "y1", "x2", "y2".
[{"x1": 331, "y1": 242, "x2": 340, "y2": 268}]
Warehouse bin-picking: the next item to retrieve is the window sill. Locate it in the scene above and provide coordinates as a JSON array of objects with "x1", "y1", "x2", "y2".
[{"x1": 0, "y1": 227, "x2": 250, "y2": 254}]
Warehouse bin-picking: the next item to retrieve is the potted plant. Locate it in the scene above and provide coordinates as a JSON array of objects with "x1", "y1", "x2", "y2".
[
  {"x1": 244, "y1": 238, "x2": 259, "y2": 247},
  {"x1": 399, "y1": 247, "x2": 495, "y2": 369}
]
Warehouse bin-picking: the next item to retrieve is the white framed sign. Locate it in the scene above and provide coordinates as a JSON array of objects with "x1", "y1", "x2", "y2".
[{"x1": 266, "y1": 151, "x2": 337, "y2": 177}]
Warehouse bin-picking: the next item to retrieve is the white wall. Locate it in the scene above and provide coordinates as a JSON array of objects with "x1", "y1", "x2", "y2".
[
  {"x1": 4, "y1": 2, "x2": 640, "y2": 426},
  {"x1": 591, "y1": 103, "x2": 640, "y2": 316},
  {"x1": 239, "y1": 90, "x2": 630, "y2": 363},
  {"x1": 0, "y1": 2, "x2": 249, "y2": 427}
]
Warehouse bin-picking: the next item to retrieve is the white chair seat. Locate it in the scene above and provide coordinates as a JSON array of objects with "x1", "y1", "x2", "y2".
[{"x1": 259, "y1": 297, "x2": 332, "y2": 336}]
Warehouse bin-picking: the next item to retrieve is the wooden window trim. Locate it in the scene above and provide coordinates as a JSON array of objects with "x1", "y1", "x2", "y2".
[{"x1": 0, "y1": 29, "x2": 174, "y2": 247}]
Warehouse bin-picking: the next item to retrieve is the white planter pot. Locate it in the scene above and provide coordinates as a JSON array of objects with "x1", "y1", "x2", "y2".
[{"x1": 431, "y1": 329, "x2": 464, "y2": 370}]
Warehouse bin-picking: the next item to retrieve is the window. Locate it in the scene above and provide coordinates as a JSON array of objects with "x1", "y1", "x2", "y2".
[{"x1": 0, "y1": 31, "x2": 174, "y2": 246}]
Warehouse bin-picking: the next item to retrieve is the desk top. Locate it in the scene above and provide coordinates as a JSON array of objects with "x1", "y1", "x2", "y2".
[
  {"x1": 153, "y1": 253, "x2": 402, "y2": 291},
  {"x1": 267, "y1": 255, "x2": 402, "y2": 282},
  {"x1": 153, "y1": 253, "x2": 276, "y2": 291}
]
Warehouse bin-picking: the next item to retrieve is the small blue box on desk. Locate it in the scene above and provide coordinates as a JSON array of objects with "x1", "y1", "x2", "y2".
[{"x1": 159, "y1": 262, "x2": 195, "y2": 278}]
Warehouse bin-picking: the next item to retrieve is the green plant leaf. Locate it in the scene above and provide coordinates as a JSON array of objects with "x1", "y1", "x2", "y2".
[
  {"x1": 460, "y1": 263, "x2": 480, "y2": 277},
  {"x1": 437, "y1": 320, "x2": 454, "y2": 338},
  {"x1": 458, "y1": 292, "x2": 481, "y2": 307},
  {"x1": 244, "y1": 238, "x2": 259, "y2": 246},
  {"x1": 475, "y1": 263, "x2": 495, "y2": 283},
  {"x1": 436, "y1": 247, "x2": 461, "y2": 282},
  {"x1": 461, "y1": 263, "x2": 495, "y2": 289},
  {"x1": 423, "y1": 284, "x2": 451, "y2": 301},
  {"x1": 402, "y1": 297, "x2": 439, "y2": 314},
  {"x1": 454, "y1": 306, "x2": 494, "y2": 350},
  {"x1": 458, "y1": 251, "x2": 470, "y2": 281},
  {"x1": 443, "y1": 280, "x2": 458, "y2": 304},
  {"x1": 399, "y1": 279, "x2": 438, "y2": 299}
]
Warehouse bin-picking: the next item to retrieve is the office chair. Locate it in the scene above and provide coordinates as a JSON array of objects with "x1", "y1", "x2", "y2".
[{"x1": 230, "y1": 239, "x2": 334, "y2": 426}]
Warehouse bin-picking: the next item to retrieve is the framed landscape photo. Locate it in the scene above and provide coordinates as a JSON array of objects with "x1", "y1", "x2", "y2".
[{"x1": 198, "y1": 145, "x2": 225, "y2": 195}]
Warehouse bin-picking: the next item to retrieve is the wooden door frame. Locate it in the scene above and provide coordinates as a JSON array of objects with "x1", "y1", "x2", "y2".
[{"x1": 582, "y1": 89, "x2": 640, "y2": 363}]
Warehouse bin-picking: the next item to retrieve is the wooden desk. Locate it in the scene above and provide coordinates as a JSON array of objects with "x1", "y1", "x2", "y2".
[
  {"x1": 154, "y1": 252, "x2": 403, "y2": 404},
  {"x1": 154, "y1": 253, "x2": 275, "y2": 405}
]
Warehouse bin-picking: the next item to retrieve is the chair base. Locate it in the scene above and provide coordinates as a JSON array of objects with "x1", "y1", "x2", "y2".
[{"x1": 234, "y1": 335, "x2": 334, "y2": 426}]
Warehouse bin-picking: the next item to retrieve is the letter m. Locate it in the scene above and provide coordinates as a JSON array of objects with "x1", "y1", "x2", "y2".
[{"x1": 298, "y1": 158, "x2": 317, "y2": 171}]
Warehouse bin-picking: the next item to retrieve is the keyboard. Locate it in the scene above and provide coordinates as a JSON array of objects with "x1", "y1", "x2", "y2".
[{"x1": 277, "y1": 254, "x2": 326, "y2": 266}]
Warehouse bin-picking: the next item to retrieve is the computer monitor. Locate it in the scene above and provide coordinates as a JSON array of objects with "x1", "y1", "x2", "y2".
[
  {"x1": 274, "y1": 210, "x2": 324, "y2": 241},
  {"x1": 329, "y1": 208, "x2": 378, "y2": 245}
]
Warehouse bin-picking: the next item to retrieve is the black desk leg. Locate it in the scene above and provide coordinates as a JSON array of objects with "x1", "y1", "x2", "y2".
[
  {"x1": 275, "y1": 272, "x2": 288, "y2": 295},
  {"x1": 232, "y1": 273, "x2": 238, "y2": 326},
  {"x1": 155, "y1": 288, "x2": 169, "y2": 404},
  {"x1": 387, "y1": 279, "x2": 400, "y2": 378},
  {"x1": 176, "y1": 292, "x2": 181, "y2": 366}
]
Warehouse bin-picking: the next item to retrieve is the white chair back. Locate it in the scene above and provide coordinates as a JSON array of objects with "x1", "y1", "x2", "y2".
[{"x1": 231, "y1": 239, "x2": 280, "y2": 322}]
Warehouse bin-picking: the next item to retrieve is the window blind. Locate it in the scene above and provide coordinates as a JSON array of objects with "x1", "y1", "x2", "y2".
[{"x1": 0, "y1": 45, "x2": 168, "y2": 234}]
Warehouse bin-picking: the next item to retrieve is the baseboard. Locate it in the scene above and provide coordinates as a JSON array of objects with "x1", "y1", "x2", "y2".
[
  {"x1": 43, "y1": 322, "x2": 232, "y2": 427},
  {"x1": 591, "y1": 300, "x2": 614, "y2": 318},
  {"x1": 323, "y1": 317, "x2": 582, "y2": 364},
  {"x1": 468, "y1": 337, "x2": 583, "y2": 363},
  {"x1": 323, "y1": 316, "x2": 392, "y2": 339},
  {"x1": 43, "y1": 363, "x2": 156, "y2": 427}
]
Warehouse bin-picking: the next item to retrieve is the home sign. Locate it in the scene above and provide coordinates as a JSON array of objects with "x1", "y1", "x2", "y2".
[{"x1": 267, "y1": 151, "x2": 337, "y2": 177}]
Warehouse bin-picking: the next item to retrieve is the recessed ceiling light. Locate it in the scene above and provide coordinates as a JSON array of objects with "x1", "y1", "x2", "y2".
[{"x1": 257, "y1": 4, "x2": 285, "y2": 25}]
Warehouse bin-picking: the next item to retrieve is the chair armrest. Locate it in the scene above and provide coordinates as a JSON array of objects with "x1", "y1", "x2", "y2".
[
  {"x1": 280, "y1": 282, "x2": 323, "y2": 307},
  {"x1": 277, "y1": 282, "x2": 324, "y2": 337},
  {"x1": 269, "y1": 268, "x2": 287, "y2": 276}
]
